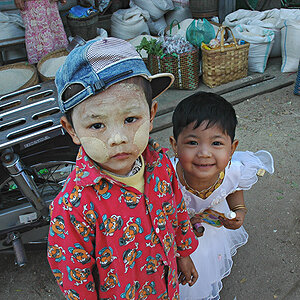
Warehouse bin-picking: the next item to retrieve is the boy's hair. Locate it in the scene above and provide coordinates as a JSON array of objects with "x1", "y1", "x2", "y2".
[
  {"x1": 172, "y1": 92, "x2": 237, "y2": 142},
  {"x1": 64, "y1": 76, "x2": 152, "y2": 127}
]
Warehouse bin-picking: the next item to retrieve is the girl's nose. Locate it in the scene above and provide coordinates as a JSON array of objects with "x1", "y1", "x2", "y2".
[
  {"x1": 108, "y1": 133, "x2": 128, "y2": 146},
  {"x1": 197, "y1": 146, "x2": 212, "y2": 157}
]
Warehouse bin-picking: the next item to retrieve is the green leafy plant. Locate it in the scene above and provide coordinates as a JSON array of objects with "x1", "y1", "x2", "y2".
[{"x1": 136, "y1": 37, "x2": 164, "y2": 56}]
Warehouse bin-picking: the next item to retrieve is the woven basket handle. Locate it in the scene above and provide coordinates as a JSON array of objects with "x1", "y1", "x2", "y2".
[
  {"x1": 216, "y1": 26, "x2": 239, "y2": 52},
  {"x1": 168, "y1": 19, "x2": 181, "y2": 36}
]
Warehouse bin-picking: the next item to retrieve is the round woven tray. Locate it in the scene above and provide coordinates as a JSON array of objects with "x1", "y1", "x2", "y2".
[
  {"x1": 0, "y1": 62, "x2": 38, "y2": 96},
  {"x1": 37, "y1": 48, "x2": 68, "y2": 82}
]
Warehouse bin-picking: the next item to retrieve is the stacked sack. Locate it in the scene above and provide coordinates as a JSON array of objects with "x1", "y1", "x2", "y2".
[
  {"x1": 111, "y1": 0, "x2": 193, "y2": 38},
  {"x1": 223, "y1": 8, "x2": 300, "y2": 73}
]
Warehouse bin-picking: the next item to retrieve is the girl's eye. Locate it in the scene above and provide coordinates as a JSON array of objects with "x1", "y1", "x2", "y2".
[
  {"x1": 91, "y1": 123, "x2": 104, "y2": 129},
  {"x1": 125, "y1": 117, "x2": 137, "y2": 124}
]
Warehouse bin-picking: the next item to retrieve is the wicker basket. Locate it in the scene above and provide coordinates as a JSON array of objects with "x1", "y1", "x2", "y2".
[
  {"x1": 0, "y1": 62, "x2": 38, "y2": 96},
  {"x1": 201, "y1": 26, "x2": 250, "y2": 88},
  {"x1": 294, "y1": 62, "x2": 300, "y2": 96},
  {"x1": 148, "y1": 49, "x2": 200, "y2": 90},
  {"x1": 67, "y1": 10, "x2": 99, "y2": 41},
  {"x1": 37, "y1": 48, "x2": 68, "y2": 82}
]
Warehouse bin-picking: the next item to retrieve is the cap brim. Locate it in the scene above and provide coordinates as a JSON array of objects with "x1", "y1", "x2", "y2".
[{"x1": 149, "y1": 73, "x2": 175, "y2": 101}]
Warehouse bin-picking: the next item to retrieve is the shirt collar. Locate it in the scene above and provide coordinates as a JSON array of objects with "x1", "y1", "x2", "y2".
[{"x1": 74, "y1": 139, "x2": 166, "y2": 187}]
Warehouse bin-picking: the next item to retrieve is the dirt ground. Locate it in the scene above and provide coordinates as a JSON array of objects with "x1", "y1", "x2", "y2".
[{"x1": 0, "y1": 79, "x2": 299, "y2": 299}]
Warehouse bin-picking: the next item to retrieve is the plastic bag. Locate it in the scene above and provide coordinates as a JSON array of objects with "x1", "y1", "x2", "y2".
[
  {"x1": 68, "y1": 6, "x2": 97, "y2": 18},
  {"x1": 186, "y1": 19, "x2": 215, "y2": 48}
]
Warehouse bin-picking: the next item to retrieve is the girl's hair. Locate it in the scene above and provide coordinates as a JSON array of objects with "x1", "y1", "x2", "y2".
[
  {"x1": 172, "y1": 92, "x2": 237, "y2": 142},
  {"x1": 64, "y1": 76, "x2": 152, "y2": 127}
]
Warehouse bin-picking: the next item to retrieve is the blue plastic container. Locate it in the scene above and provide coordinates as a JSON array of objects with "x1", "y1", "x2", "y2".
[{"x1": 294, "y1": 62, "x2": 300, "y2": 96}]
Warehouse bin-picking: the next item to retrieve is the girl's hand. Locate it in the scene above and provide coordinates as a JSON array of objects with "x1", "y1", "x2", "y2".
[
  {"x1": 14, "y1": 0, "x2": 25, "y2": 11},
  {"x1": 219, "y1": 209, "x2": 246, "y2": 230},
  {"x1": 190, "y1": 215, "x2": 205, "y2": 237},
  {"x1": 177, "y1": 256, "x2": 198, "y2": 286}
]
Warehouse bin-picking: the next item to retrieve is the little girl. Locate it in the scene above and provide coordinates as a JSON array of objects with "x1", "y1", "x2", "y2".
[
  {"x1": 169, "y1": 92, "x2": 274, "y2": 300},
  {"x1": 14, "y1": 0, "x2": 68, "y2": 64}
]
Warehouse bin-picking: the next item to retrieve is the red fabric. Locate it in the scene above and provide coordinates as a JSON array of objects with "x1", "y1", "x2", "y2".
[{"x1": 47, "y1": 140, "x2": 198, "y2": 299}]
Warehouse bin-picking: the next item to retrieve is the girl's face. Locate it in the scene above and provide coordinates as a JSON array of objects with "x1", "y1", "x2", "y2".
[
  {"x1": 61, "y1": 82, "x2": 157, "y2": 176},
  {"x1": 170, "y1": 121, "x2": 238, "y2": 189}
]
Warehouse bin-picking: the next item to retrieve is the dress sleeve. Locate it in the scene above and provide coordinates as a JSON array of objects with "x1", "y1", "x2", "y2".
[
  {"x1": 233, "y1": 150, "x2": 274, "y2": 191},
  {"x1": 47, "y1": 188, "x2": 98, "y2": 299}
]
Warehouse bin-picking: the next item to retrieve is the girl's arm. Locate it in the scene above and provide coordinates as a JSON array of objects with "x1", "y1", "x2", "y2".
[{"x1": 220, "y1": 190, "x2": 247, "y2": 229}]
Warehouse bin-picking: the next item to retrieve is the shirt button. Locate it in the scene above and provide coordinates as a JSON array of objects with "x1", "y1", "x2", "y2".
[{"x1": 155, "y1": 228, "x2": 160, "y2": 234}]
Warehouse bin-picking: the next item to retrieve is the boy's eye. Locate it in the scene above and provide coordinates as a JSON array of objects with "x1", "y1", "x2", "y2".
[
  {"x1": 91, "y1": 123, "x2": 104, "y2": 129},
  {"x1": 187, "y1": 140, "x2": 198, "y2": 145},
  {"x1": 212, "y1": 141, "x2": 222, "y2": 146},
  {"x1": 125, "y1": 117, "x2": 137, "y2": 124}
]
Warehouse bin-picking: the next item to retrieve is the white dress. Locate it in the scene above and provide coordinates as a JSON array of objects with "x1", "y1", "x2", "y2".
[{"x1": 171, "y1": 150, "x2": 274, "y2": 300}]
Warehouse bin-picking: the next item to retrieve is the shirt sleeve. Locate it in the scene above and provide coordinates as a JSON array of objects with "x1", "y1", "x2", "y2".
[
  {"x1": 170, "y1": 162, "x2": 199, "y2": 257},
  {"x1": 47, "y1": 187, "x2": 98, "y2": 299}
]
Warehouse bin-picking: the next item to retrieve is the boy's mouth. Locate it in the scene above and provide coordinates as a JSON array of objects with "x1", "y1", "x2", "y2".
[{"x1": 112, "y1": 152, "x2": 130, "y2": 159}]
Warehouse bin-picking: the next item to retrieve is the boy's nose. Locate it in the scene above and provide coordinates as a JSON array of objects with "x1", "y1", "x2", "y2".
[{"x1": 108, "y1": 133, "x2": 128, "y2": 146}]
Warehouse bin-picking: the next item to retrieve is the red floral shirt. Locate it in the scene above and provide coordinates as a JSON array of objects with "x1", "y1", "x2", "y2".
[{"x1": 47, "y1": 140, "x2": 198, "y2": 299}]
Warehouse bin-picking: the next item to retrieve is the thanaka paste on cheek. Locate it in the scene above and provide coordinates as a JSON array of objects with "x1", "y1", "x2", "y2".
[
  {"x1": 134, "y1": 119, "x2": 150, "y2": 156},
  {"x1": 80, "y1": 137, "x2": 109, "y2": 163}
]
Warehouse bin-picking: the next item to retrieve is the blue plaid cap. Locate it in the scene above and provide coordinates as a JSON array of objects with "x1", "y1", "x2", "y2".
[{"x1": 55, "y1": 37, "x2": 174, "y2": 113}]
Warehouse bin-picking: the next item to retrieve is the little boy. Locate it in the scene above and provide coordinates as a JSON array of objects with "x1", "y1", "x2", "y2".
[{"x1": 47, "y1": 37, "x2": 198, "y2": 299}]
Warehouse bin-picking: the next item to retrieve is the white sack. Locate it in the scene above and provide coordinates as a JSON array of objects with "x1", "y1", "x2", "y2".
[
  {"x1": 232, "y1": 24, "x2": 275, "y2": 73},
  {"x1": 0, "y1": 11, "x2": 25, "y2": 40},
  {"x1": 111, "y1": 7, "x2": 150, "y2": 40},
  {"x1": 147, "y1": 16, "x2": 167, "y2": 35},
  {"x1": 281, "y1": 19, "x2": 300, "y2": 73},
  {"x1": 223, "y1": 9, "x2": 264, "y2": 27},
  {"x1": 165, "y1": 6, "x2": 192, "y2": 26},
  {"x1": 132, "y1": 0, "x2": 174, "y2": 20}
]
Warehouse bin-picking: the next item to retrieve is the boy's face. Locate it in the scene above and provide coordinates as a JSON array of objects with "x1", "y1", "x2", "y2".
[{"x1": 61, "y1": 82, "x2": 157, "y2": 175}]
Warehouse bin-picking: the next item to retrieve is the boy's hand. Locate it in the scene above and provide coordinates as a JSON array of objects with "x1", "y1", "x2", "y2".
[
  {"x1": 219, "y1": 210, "x2": 246, "y2": 230},
  {"x1": 190, "y1": 215, "x2": 205, "y2": 237},
  {"x1": 14, "y1": 0, "x2": 25, "y2": 10},
  {"x1": 177, "y1": 255, "x2": 198, "y2": 286}
]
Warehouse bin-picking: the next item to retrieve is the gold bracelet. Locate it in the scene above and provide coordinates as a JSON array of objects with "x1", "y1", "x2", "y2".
[{"x1": 231, "y1": 205, "x2": 248, "y2": 214}]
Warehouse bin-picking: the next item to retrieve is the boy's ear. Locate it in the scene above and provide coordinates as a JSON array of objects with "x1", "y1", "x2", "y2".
[
  {"x1": 169, "y1": 136, "x2": 177, "y2": 155},
  {"x1": 149, "y1": 101, "x2": 158, "y2": 132},
  {"x1": 60, "y1": 116, "x2": 81, "y2": 145},
  {"x1": 231, "y1": 139, "x2": 239, "y2": 156}
]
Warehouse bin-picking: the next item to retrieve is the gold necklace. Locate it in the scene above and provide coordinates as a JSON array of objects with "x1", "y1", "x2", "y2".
[{"x1": 182, "y1": 169, "x2": 225, "y2": 199}]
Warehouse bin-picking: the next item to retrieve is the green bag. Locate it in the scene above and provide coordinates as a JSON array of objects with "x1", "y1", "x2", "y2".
[{"x1": 186, "y1": 19, "x2": 215, "y2": 48}]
